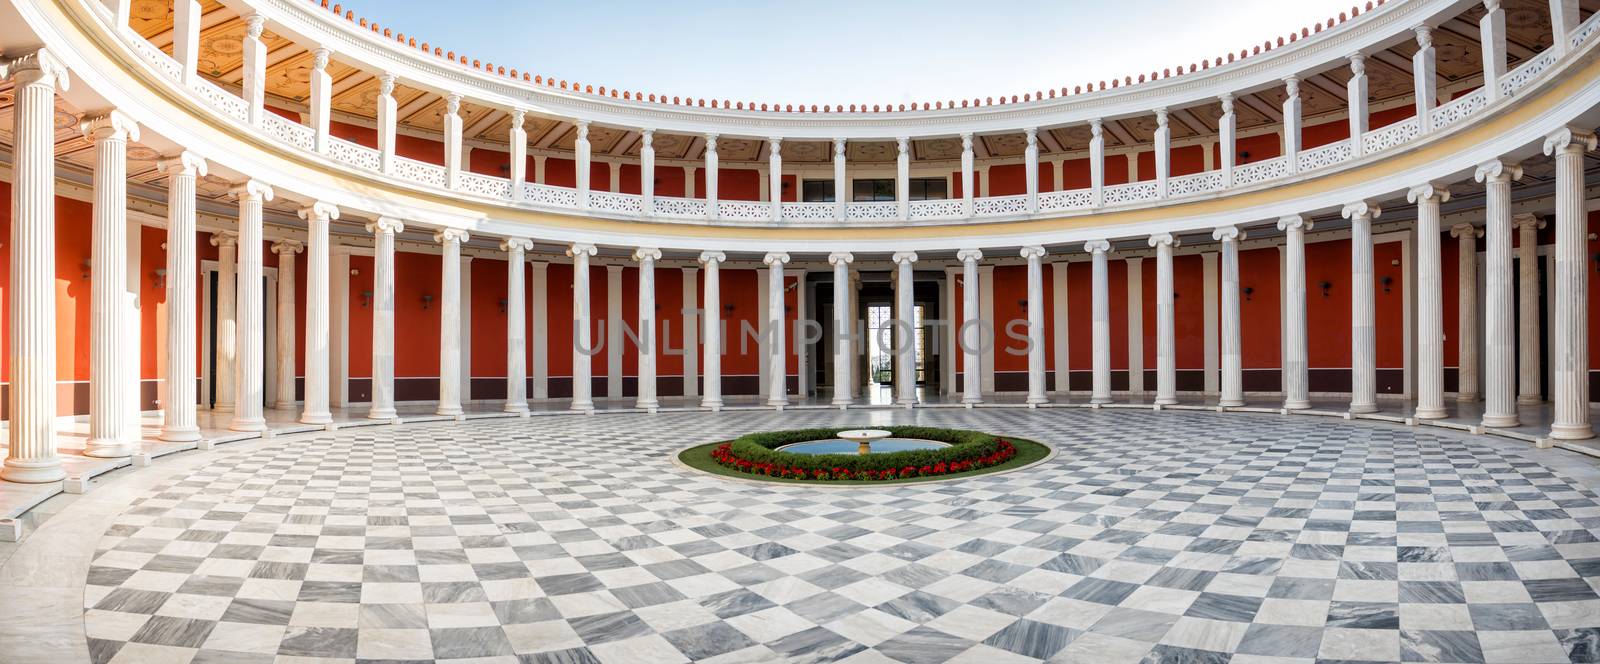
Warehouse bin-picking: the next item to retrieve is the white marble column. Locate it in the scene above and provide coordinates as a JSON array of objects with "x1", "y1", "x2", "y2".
[
  {"x1": 569, "y1": 243, "x2": 597, "y2": 411},
  {"x1": 1515, "y1": 213, "x2": 1545, "y2": 405},
  {"x1": 242, "y1": 15, "x2": 267, "y2": 126},
  {"x1": 1414, "y1": 26, "x2": 1438, "y2": 132},
  {"x1": 765, "y1": 252, "x2": 791, "y2": 406},
  {"x1": 1348, "y1": 55, "x2": 1369, "y2": 156},
  {"x1": 1022, "y1": 246, "x2": 1049, "y2": 405},
  {"x1": 1153, "y1": 111, "x2": 1170, "y2": 196},
  {"x1": 84, "y1": 111, "x2": 140, "y2": 457},
  {"x1": 1283, "y1": 78, "x2": 1302, "y2": 172},
  {"x1": 211, "y1": 232, "x2": 238, "y2": 413},
  {"x1": 769, "y1": 138, "x2": 784, "y2": 221},
  {"x1": 833, "y1": 139, "x2": 848, "y2": 221},
  {"x1": 272, "y1": 240, "x2": 302, "y2": 411},
  {"x1": 699, "y1": 251, "x2": 725, "y2": 409},
  {"x1": 958, "y1": 249, "x2": 983, "y2": 404},
  {"x1": 1411, "y1": 183, "x2": 1450, "y2": 419},
  {"x1": 509, "y1": 110, "x2": 527, "y2": 201},
  {"x1": 960, "y1": 134, "x2": 975, "y2": 218},
  {"x1": 1213, "y1": 227, "x2": 1244, "y2": 407},
  {"x1": 1148, "y1": 234, "x2": 1178, "y2": 405},
  {"x1": 829, "y1": 252, "x2": 854, "y2": 406},
  {"x1": 1478, "y1": 160, "x2": 1522, "y2": 427},
  {"x1": 1089, "y1": 120, "x2": 1106, "y2": 206},
  {"x1": 896, "y1": 138, "x2": 911, "y2": 220},
  {"x1": 1279, "y1": 215, "x2": 1312, "y2": 410},
  {"x1": 229, "y1": 182, "x2": 271, "y2": 432},
  {"x1": 634, "y1": 248, "x2": 662, "y2": 411},
  {"x1": 1344, "y1": 201, "x2": 1382, "y2": 414},
  {"x1": 377, "y1": 74, "x2": 396, "y2": 174},
  {"x1": 173, "y1": 0, "x2": 200, "y2": 82},
  {"x1": 159, "y1": 152, "x2": 207, "y2": 442},
  {"x1": 298, "y1": 202, "x2": 337, "y2": 425},
  {"x1": 1546, "y1": 128, "x2": 1596, "y2": 440},
  {"x1": 309, "y1": 48, "x2": 331, "y2": 153},
  {"x1": 366, "y1": 217, "x2": 402, "y2": 420},
  {"x1": 435, "y1": 229, "x2": 468, "y2": 417},
  {"x1": 1024, "y1": 129, "x2": 1040, "y2": 212},
  {"x1": 502, "y1": 238, "x2": 533, "y2": 413},
  {"x1": 1087, "y1": 240, "x2": 1114, "y2": 403},
  {"x1": 575, "y1": 121, "x2": 592, "y2": 209},
  {"x1": 892, "y1": 252, "x2": 919, "y2": 405},
  {"x1": 1481, "y1": 0, "x2": 1507, "y2": 100},
  {"x1": 1451, "y1": 222, "x2": 1483, "y2": 402},
  {"x1": 639, "y1": 131, "x2": 656, "y2": 215},
  {"x1": 704, "y1": 135, "x2": 719, "y2": 220}
]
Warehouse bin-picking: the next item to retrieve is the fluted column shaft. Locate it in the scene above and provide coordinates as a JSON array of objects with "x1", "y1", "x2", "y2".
[
  {"x1": 272, "y1": 242, "x2": 301, "y2": 411},
  {"x1": 1345, "y1": 203, "x2": 1380, "y2": 413},
  {"x1": 1279, "y1": 215, "x2": 1312, "y2": 410},
  {"x1": 160, "y1": 152, "x2": 206, "y2": 442},
  {"x1": 830, "y1": 252, "x2": 855, "y2": 406},
  {"x1": 766, "y1": 252, "x2": 791, "y2": 406},
  {"x1": 85, "y1": 112, "x2": 139, "y2": 457},
  {"x1": 1412, "y1": 184, "x2": 1449, "y2": 419},
  {"x1": 1516, "y1": 214, "x2": 1544, "y2": 405},
  {"x1": 1023, "y1": 247, "x2": 1049, "y2": 405},
  {"x1": 569, "y1": 244, "x2": 597, "y2": 410},
  {"x1": 892, "y1": 252, "x2": 919, "y2": 405},
  {"x1": 367, "y1": 218, "x2": 401, "y2": 419},
  {"x1": 1214, "y1": 227, "x2": 1244, "y2": 406},
  {"x1": 959, "y1": 250, "x2": 983, "y2": 404},
  {"x1": 212, "y1": 233, "x2": 238, "y2": 412},
  {"x1": 635, "y1": 248, "x2": 661, "y2": 410},
  {"x1": 230, "y1": 183, "x2": 270, "y2": 431},
  {"x1": 1087, "y1": 240, "x2": 1113, "y2": 403},
  {"x1": 1547, "y1": 129, "x2": 1595, "y2": 439},
  {"x1": 299, "y1": 203, "x2": 337, "y2": 425},
  {"x1": 1452, "y1": 223, "x2": 1482, "y2": 402},
  {"x1": 1150, "y1": 236, "x2": 1177, "y2": 405},
  {"x1": 1480, "y1": 161, "x2": 1520, "y2": 427},
  {"x1": 436, "y1": 230, "x2": 467, "y2": 416},
  {"x1": 700, "y1": 252, "x2": 725, "y2": 409},
  {"x1": 503, "y1": 238, "x2": 532, "y2": 413}
]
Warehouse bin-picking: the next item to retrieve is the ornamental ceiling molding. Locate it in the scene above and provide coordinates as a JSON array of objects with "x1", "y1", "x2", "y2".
[{"x1": 232, "y1": 0, "x2": 1459, "y2": 139}]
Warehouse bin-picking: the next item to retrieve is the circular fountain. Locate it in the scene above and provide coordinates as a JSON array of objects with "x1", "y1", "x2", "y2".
[{"x1": 776, "y1": 429, "x2": 949, "y2": 455}]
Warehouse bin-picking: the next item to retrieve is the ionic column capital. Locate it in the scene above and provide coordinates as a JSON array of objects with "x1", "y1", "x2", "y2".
[
  {"x1": 891, "y1": 251, "x2": 918, "y2": 265},
  {"x1": 1406, "y1": 183, "x2": 1451, "y2": 204},
  {"x1": 1145, "y1": 234, "x2": 1177, "y2": 249},
  {"x1": 1348, "y1": 52, "x2": 1367, "y2": 74},
  {"x1": 1413, "y1": 24, "x2": 1434, "y2": 48},
  {"x1": 956, "y1": 248, "x2": 983, "y2": 263},
  {"x1": 1084, "y1": 239, "x2": 1112, "y2": 254},
  {"x1": 567, "y1": 242, "x2": 598, "y2": 258},
  {"x1": 764, "y1": 252, "x2": 791, "y2": 266},
  {"x1": 639, "y1": 129, "x2": 654, "y2": 147},
  {"x1": 378, "y1": 72, "x2": 397, "y2": 96},
  {"x1": 310, "y1": 47, "x2": 331, "y2": 71},
  {"x1": 1218, "y1": 93, "x2": 1235, "y2": 113},
  {"x1": 768, "y1": 136, "x2": 783, "y2": 152},
  {"x1": 158, "y1": 151, "x2": 208, "y2": 178},
  {"x1": 270, "y1": 239, "x2": 304, "y2": 255},
  {"x1": 1341, "y1": 200, "x2": 1382, "y2": 220},
  {"x1": 1277, "y1": 215, "x2": 1312, "y2": 232},
  {"x1": 633, "y1": 247, "x2": 662, "y2": 262},
  {"x1": 828, "y1": 252, "x2": 854, "y2": 265},
  {"x1": 1283, "y1": 75, "x2": 1300, "y2": 98},
  {"x1": 500, "y1": 237, "x2": 534, "y2": 253},
  {"x1": 1543, "y1": 127, "x2": 1598, "y2": 156},
  {"x1": 832, "y1": 138, "x2": 846, "y2": 156},
  {"x1": 1212, "y1": 225, "x2": 1245, "y2": 242},
  {"x1": 1020, "y1": 245, "x2": 1047, "y2": 259},
  {"x1": 510, "y1": 108, "x2": 526, "y2": 130},
  {"x1": 1512, "y1": 213, "x2": 1546, "y2": 231},
  {"x1": 1475, "y1": 159, "x2": 1524, "y2": 183},
  {"x1": 296, "y1": 201, "x2": 339, "y2": 223},
  {"x1": 366, "y1": 216, "x2": 404, "y2": 235},
  {"x1": 895, "y1": 137, "x2": 910, "y2": 154},
  {"x1": 698, "y1": 250, "x2": 726, "y2": 264},
  {"x1": 3, "y1": 48, "x2": 70, "y2": 90},
  {"x1": 80, "y1": 111, "x2": 139, "y2": 143},
  {"x1": 245, "y1": 14, "x2": 267, "y2": 38},
  {"x1": 1449, "y1": 222, "x2": 1484, "y2": 239},
  {"x1": 1089, "y1": 118, "x2": 1104, "y2": 137},
  {"x1": 209, "y1": 231, "x2": 239, "y2": 249},
  {"x1": 959, "y1": 133, "x2": 973, "y2": 150},
  {"x1": 228, "y1": 180, "x2": 274, "y2": 202},
  {"x1": 704, "y1": 134, "x2": 718, "y2": 154},
  {"x1": 434, "y1": 228, "x2": 469, "y2": 244}
]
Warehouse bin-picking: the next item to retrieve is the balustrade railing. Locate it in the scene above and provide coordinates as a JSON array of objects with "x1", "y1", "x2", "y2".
[
  {"x1": 1296, "y1": 139, "x2": 1354, "y2": 172},
  {"x1": 457, "y1": 171, "x2": 512, "y2": 199},
  {"x1": 326, "y1": 136, "x2": 381, "y2": 172},
  {"x1": 1102, "y1": 181, "x2": 1161, "y2": 205},
  {"x1": 908, "y1": 199, "x2": 965, "y2": 220}
]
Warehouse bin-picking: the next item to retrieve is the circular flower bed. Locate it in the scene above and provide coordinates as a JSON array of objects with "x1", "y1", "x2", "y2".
[{"x1": 694, "y1": 426, "x2": 1033, "y2": 483}]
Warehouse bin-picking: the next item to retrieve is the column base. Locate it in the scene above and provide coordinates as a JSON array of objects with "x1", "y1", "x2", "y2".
[
  {"x1": 701, "y1": 398, "x2": 723, "y2": 411},
  {"x1": 1218, "y1": 399, "x2": 1245, "y2": 408},
  {"x1": 1027, "y1": 396, "x2": 1050, "y2": 406},
  {"x1": 1456, "y1": 393, "x2": 1479, "y2": 403},
  {"x1": 84, "y1": 440, "x2": 139, "y2": 458},
  {"x1": 1090, "y1": 395, "x2": 1113, "y2": 405},
  {"x1": 571, "y1": 399, "x2": 594, "y2": 412},
  {"x1": 767, "y1": 398, "x2": 789, "y2": 408},
  {"x1": 1517, "y1": 395, "x2": 1543, "y2": 405},
  {"x1": 1348, "y1": 403, "x2": 1379, "y2": 414},
  {"x1": 228, "y1": 417, "x2": 268, "y2": 433},
  {"x1": 435, "y1": 405, "x2": 464, "y2": 417},
  {"x1": 368, "y1": 407, "x2": 397, "y2": 420},
  {"x1": 1481, "y1": 414, "x2": 1519, "y2": 428},
  {"x1": 635, "y1": 399, "x2": 659, "y2": 411},
  {"x1": 1284, "y1": 400, "x2": 1311, "y2": 410},
  {"x1": 831, "y1": 398, "x2": 853, "y2": 407},
  {"x1": 1153, "y1": 397, "x2": 1177, "y2": 406},
  {"x1": 1549, "y1": 422, "x2": 1595, "y2": 440},
  {"x1": 504, "y1": 403, "x2": 529, "y2": 414},
  {"x1": 159, "y1": 426, "x2": 201, "y2": 442},
  {"x1": 272, "y1": 402, "x2": 297, "y2": 412},
  {"x1": 298, "y1": 412, "x2": 332, "y2": 425},
  {"x1": 0, "y1": 459, "x2": 65, "y2": 484},
  {"x1": 213, "y1": 403, "x2": 235, "y2": 413},
  {"x1": 1414, "y1": 407, "x2": 1447, "y2": 420}
]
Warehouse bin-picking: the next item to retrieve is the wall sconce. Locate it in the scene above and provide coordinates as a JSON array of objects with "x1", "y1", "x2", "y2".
[
  {"x1": 361, "y1": 290, "x2": 373, "y2": 308},
  {"x1": 1381, "y1": 276, "x2": 1393, "y2": 293},
  {"x1": 1319, "y1": 280, "x2": 1333, "y2": 297},
  {"x1": 81, "y1": 259, "x2": 92, "y2": 279},
  {"x1": 421, "y1": 294, "x2": 434, "y2": 310},
  {"x1": 1172, "y1": 292, "x2": 1180, "y2": 300},
  {"x1": 724, "y1": 303, "x2": 736, "y2": 313},
  {"x1": 1592, "y1": 253, "x2": 1600, "y2": 272},
  {"x1": 152, "y1": 269, "x2": 167, "y2": 289},
  {"x1": 1016, "y1": 298, "x2": 1027, "y2": 308},
  {"x1": 1242, "y1": 286, "x2": 1253, "y2": 301},
  {"x1": 499, "y1": 298, "x2": 509, "y2": 313}
]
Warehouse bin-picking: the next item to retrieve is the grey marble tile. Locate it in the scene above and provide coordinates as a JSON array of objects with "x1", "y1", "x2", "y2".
[
  {"x1": 428, "y1": 625, "x2": 514, "y2": 658},
  {"x1": 661, "y1": 620, "x2": 758, "y2": 660},
  {"x1": 980, "y1": 617, "x2": 1078, "y2": 659},
  {"x1": 220, "y1": 598, "x2": 295, "y2": 625},
  {"x1": 876, "y1": 590, "x2": 960, "y2": 623},
  {"x1": 1183, "y1": 592, "x2": 1262, "y2": 622},
  {"x1": 278, "y1": 626, "x2": 358, "y2": 658},
  {"x1": 767, "y1": 626, "x2": 866, "y2": 664},
  {"x1": 128, "y1": 615, "x2": 215, "y2": 648},
  {"x1": 1401, "y1": 628, "x2": 1484, "y2": 663},
  {"x1": 565, "y1": 610, "x2": 650, "y2": 645},
  {"x1": 1469, "y1": 602, "x2": 1550, "y2": 630},
  {"x1": 872, "y1": 626, "x2": 972, "y2": 664},
  {"x1": 700, "y1": 588, "x2": 778, "y2": 619},
  {"x1": 1235, "y1": 622, "x2": 1323, "y2": 657}
]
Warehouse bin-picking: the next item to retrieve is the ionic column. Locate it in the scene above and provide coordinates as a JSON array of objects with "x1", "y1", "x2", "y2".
[
  {"x1": 366, "y1": 217, "x2": 402, "y2": 420},
  {"x1": 230, "y1": 182, "x2": 271, "y2": 431},
  {"x1": 958, "y1": 249, "x2": 983, "y2": 404},
  {"x1": 769, "y1": 138, "x2": 784, "y2": 221},
  {"x1": 500, "y1": 238, "x2": 532, "y2": 413},
  {"x1": 1278, "y1": 215, "x2": 1312, "y2": 410},
  {"x1": 310, "y1": 48, "x2": 332, "y2": 153},
  {"x1": 509, "y1": 109, "x2": 527, "y2": 201},
  {"x1": 634, "y1": 247, "x2": 661, "y2": 411},
  {"x1": 242, "y1": 15, "x2": 267, "y2": 126},
  {"x1": 1089, "y1": 120, "x2": 1106, "y2": 206},
  {"x1": 829, "y1": 252, "x2": 855, "y2": 406},
  {"x1": 1344, "y1": 201, "x2": 1382, "y2": 413},
  {"x1": 443, "y1": 94, "x2": 462, "y2": 189},
  {"x1": 1020, "y1": 246, "x2": 1049, "y2": 405},
  {"x1": 1413, "y1": 27, "x2": 1437, "y2": 133},
  {"x1": 1024, "y1": 129, "x2": 1040, "y2": 212},
  {"x1": 1283, "y1": 77, "x2": 1302, "y2": 172},
  {"x1": 575, "y1": 121, "x2": 592, "y2": 208},
  {"x1": 1149, "y1": 234, "x2": 1178, "y2": 405},
  {"x1": 377, "y1": 73, "x2": 397, "y2": 174},
  {"x1": 639, "y1": 130, "x2": 656, "y2": 215},
  {"x1": 896, "y1": 138, "x2": 911, "y2": 219},
  {"x1": 765, "y1": 252, "x2": 791, "y2": 406},
  {"x1": 1348, "y1": 55, "x2": 1369, "y2": 157},
  {"x1": 1545, "y1": 128, "x2": 1596, "y2": 439},
  {"x1": 1410, "y1": 183, "x2": 1450, "y2": 419},
  {"x1": 1153, "y1": 111, "x2": 1170, "y2": 196},
  {"x1": 211, "y1": 231, "x2": 239, "y2": 413},
  {"x1": 1515, "y1": 213, "x2": 1544, "y2": 405},
  {"x1": 1481, "y1": 0, "x2": 1507, "y2": 101},
  {"x1": 1478, "y1": 160, "x2": 1522, "y2": 427},
  {"x1": 832, "y1": 139, "x2": 847, "y2": 221},
  {"x1": 1086, "y1": 240, "x2": 1113, "y2": 403},
  {"x1": 435, "y1": 229, "x2": 468, "y2": 417},
  {"x1": 704, "y1": 134, "x2": 719, "y2": 219},
  {"x1": 272, "y1": 240, "x2": 302, "y2": 411},
  {"x1": 1451, "y1": 222, "x2": 1483, "y2": 402},
  {"x1": 159, "y1": 151, "x2": 207, "y2": 442},
  {"x1": 1219, "y1": 95, "x2": 1236, "y2": 185},
  {"x1": 1213, "y1": 226, "x2": 1244, "y2": 406},
  {"x1": 699, "y1": 251, "x2": 725, "y2": 409},
  {"x1": 84, "y1": 111, "x2": 140, "y2": 457},
  {"x1": 298, "y1": 202, "x2": 338, "y2": 425},
  {"x1": 569, "y1": 243, "x2": 597, "y2": 411},
  {"x1": 892, "y1": 252, "x2": 919, "y2": 405}
]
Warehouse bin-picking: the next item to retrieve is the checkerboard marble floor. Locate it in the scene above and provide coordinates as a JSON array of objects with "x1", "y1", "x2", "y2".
[{"x1": 74, "y1": 408, "x2": 1600, "y2": 663}]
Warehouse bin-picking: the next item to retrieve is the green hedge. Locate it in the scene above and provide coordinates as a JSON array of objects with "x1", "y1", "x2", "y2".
[{"x1": 726, "y1": 426, "x2": 1000, "y2": 474}]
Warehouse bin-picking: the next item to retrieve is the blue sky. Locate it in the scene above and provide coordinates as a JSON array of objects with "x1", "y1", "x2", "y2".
[{"x1": 368, "y1": 0, "x2": 1359, "y2": 104}]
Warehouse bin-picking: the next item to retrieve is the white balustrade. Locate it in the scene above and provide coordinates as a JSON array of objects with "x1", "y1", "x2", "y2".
[
  {"x1": 129, "y1": 36, "x2": 182, "y2": 81},
  {"x1": 589, "y1": 191, "x2": 643, "y2": 214},
  {"x1": 457, "y1": 172, "x2": 512, "y2": 198},
  {"x1": 907, "y1": 199, "x2": 965, "y2": 220},
  {"x1": 1167, "y1": 171, "x2": 1225, "y2": 197},
  {"x1": 1500, "y1": 49, "x2": 1559, "y2": 97},
  {"x1": 326, "y1": 136, "x2": 381, "y2": 172},
  {"x1": 1102, "y1": 181, "x2": 1161, "y2": 205},
  {"x1": 525, "y1": 183, "x2": 578, "y2": 207},
  {"x1": 1295, "y1": 139, "x2": 1353, "y2": 172},
  {"x1": 718, "y1": 200, "x2": 769, "y2": 221},
  {"x1": 974, "y1": 194, "x2": 1030, "y2": 216},
  {"x1": 1573, "y1": 11, "x2": 1600, "y2": 49},
  {"x1": 652, "y1": 196, "x2": 706, "y2": 218},
  {"x1": 846, "y1": 202, "x2": 899, "y2": 220},
  {"x1": 1430, "y1": 89, "x2": 1488, "y2": 131},
  {"x1": 190, "y1": 77, "x2": 248, "y2": 122},
  {"x1": 1039, "y1": 189, "x2": 1094, "y2": 211},
  {"x1": 1233, "y1": 156, "x2": 1291, "y2": 186},
  {"x1": 1360, "y1": 118, "x2": 1420, "y2": 155},
  {"x1": 392, "y1": 156, "x2": 447, "y2": 188},
  {"x1": 780, "y1": 202, "x2": 837, "y2": 221},
  {"x1": 260, "y1": 112, "x2": 316, "y2": 151}
]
